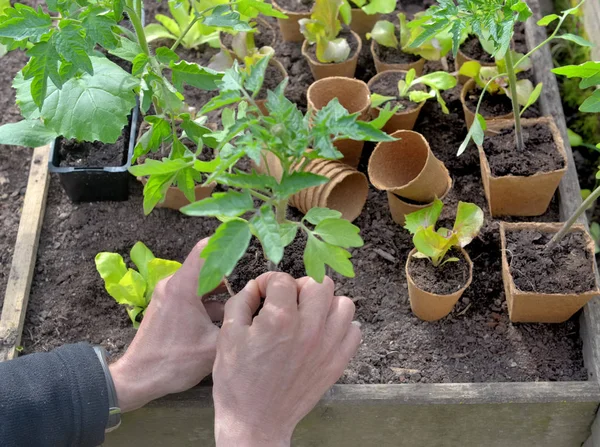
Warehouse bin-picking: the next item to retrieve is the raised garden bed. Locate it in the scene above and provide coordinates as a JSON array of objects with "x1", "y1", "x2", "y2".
[{"x1": 1, "y1": 0, "x2": 600, "y2": 446}]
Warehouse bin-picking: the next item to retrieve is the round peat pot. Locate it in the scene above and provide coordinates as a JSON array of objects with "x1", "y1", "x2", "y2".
[
  {"x1": 368, "y1": 130, "x2": 450, "y2": 202},
  {"x1": 370, "y1": 40, "x2": 425, "y2": 75},
  {"x1": 499, "y1": 222, "x2": 600, "y2": 323},
  {"x1": 350, "y1": 9, "x2": 380, "y2": 37},
  {"x1": 272, "y1": 0, "x2": 312, "y2": 42},
  {"x1": 307, "y1": 77, "x2": 371, "y2": 167},
  {"x1": 367, "y1": 70, "x2": 426, "y2": 133},
  {"x1": 48, "y1": 105, "x2": 139, "y2": 202},
  {"x1": 302, "y1": 30, "x2": 362, "y2": 80},
  {"x1": 139, "y1": 178, "x2": 215, "y2": 210},
  {"x1": 386, "y1": 176, "x2": 452, "y2": 226},
  {"x1": 461, "y1": 79, "x2": 513, "y2": 135},
  {"x1": 478, "y1": 116, "x2": 567, "y2": 217},
  {"x1": 405, "y1": 247, "x2": 473, "y2": 321},
  {"x1": 456, "y1": 47, "x2": 495, "y2": 85}
]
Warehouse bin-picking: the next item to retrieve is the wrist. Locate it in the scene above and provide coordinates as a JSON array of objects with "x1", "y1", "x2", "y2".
[
  {"x1": 109, "y1": 356, "x2": 159, "y2": 413},
  {"x1": 214, "y1": 416, "x2": 291, "y2": 447}
]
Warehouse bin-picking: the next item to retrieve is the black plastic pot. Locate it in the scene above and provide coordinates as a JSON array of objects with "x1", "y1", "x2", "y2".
[{"x1": 48, "y1": 104, "x2": 139, "y2": 202}]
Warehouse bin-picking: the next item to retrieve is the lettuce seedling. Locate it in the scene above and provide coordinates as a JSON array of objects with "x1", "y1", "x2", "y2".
[
  {"x1": 95, "y1": 242, "x2": 182, "y2": 328},
  {"x1": 342, "y1": 0, "x2": 395, "y2": 16},
  {"x1": 370, "y1": 68, "x2": 457, "y2": 113},
  {"x1": 131, "y1": 58, "x2": 396, "y2": 295},
  {"x1": 209, "y1": 26, "x2": 276, "y2": 71},
  {"x1": 410, "y1": 0, "x2": 591, "y2": 155},
  {"x1": 299, "y1": 0, "x2": 352, "y2": 63},
  {"x1": 404, "y1": 199, "x2": 484, "y2": 267}
]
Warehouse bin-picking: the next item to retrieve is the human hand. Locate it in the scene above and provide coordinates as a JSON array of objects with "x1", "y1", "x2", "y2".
[
  {"x1": 212, "y1": 273, "x2": 362, "y2": 446},
  {"x1": 109, "y1": 239, "x2": 225, "y2": 412}
]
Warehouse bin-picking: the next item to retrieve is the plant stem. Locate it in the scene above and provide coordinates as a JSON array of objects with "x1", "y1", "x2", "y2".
[
  {"x1": 125, "y1": 4, "x2": 150, "y2": 56},
  {"x1": 170, "y1": 17, "x2": 199, "y2": 52},
  {"x1": 275, "y1": 199, "x2": 288, "y2": 224},
  {"x1": 546, "y1": 185, "x2": 600, "y2": 250},
  {"x1": 504, "y1": 49, "x2": 524, "y2": 151}
]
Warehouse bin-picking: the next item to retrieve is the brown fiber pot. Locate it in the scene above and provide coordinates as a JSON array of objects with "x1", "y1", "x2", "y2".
[
  {"x1": 302, "y1": 30, "x2": 362, "y2": 80},
  {"x1": 499, "y1": 222, "x2": 600, "y2": 323},
  {"x1": 405, "y1": 247, "x2": 473, "y2": 321},
  {"x1": 350, "y1": 9, "x2": 380, "y2": 37},
  {"x1": 461, "y1": 79, "x2": 513, "y2": 136},
  {"x1": 272, "y1": 0, "x2": 312, "y2": 42},
  {"x1": 371, "y1": 40, "x2": 425, "y2": 75},
  {"x1": 307, "y1": 77, "x2": 371, "y2": 168},
  {"x1": 478, "y1": 116, "x2": 568, "y2": 217},
  {"x1": 387, "y1": 176, "x2": 452, "y2": 226},
  {"x1": 367, "y1": 70, "x2": 426, "y2": 133},
  {"x1": 456, "y1": 48, "x2": 495, "y2": 85},
  {"x1": 139, "y1": 178, "x2": 215, "y2": 210},
  {"x1": 368, "y1": 130, "x2": 450, "y2": 202}
]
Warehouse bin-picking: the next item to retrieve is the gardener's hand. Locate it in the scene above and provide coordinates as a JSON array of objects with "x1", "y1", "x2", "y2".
[
  {"x1": 109, "y1": 239, "x2": 224, "y2": 412},
  {"x1": 213, "y1": 273, "x2": 362, "y2": 446}
]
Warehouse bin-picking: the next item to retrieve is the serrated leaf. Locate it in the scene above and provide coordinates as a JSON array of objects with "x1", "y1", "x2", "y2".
[
  {"x1": 130, "y1": 241, "x2": 155, "y2": 280},
  {"x1": 200, "y1": 89, "x2": 243, "y2": 114},
  {"x1": 180, "y1": 190, "x2": 254, "y2": 217},
  {"x1": 142, "y1": 173, "x2": 176, "y2": 215},
  {"x1": 82, "y1": 9, "x2": 119, "y2": 49},
  {"x1": 109, "y1": 35, "x2": 143, "y2": 63},
  {"x1": 217, "y1": 170, "x2": 276, "y2": 192},
  {"x1": 0, "y1": 120, "x2": 57, "y2": 147},
  {"x1": 280, "y1": 223, "x2": 298, "y2": 247},
  {"x1": 156, "y1": 46, "x2": 180, "y2": 64},
  {"x1": 557, "y1": 33, "x2": 593, "y2": 47},
  {"x1": 203, "y1": 5, "x2": 253, "y2": 31},
  {"x1": 54, "y1": 21, "x2": 93, "y2": 75},
  {"x1": 404, "y1": 198, "x2": 443, "y2": 234},
  {"x1": 304, "y1": 207, "x2": 343, "y2": 225},
  {"x1": 22, "y1": 40, "x2": 60, "y2": 108},
  {"x1": 314, "y1": 218, "x2": 363, "y2": 248},
  {"x1": 453, "y1": 201, "x2": 483, "y2": 247},
  {"x1": 0, "y1": 4, "x2": 52, "y2": 41},
  {"x1": 198, "y1": 220, "x2": 252, "y2": 295},
  {"x1": 275, "y1": 172, "x2": 328, "y2": 198},
  {"x1": 251, "y1": 206, "x2": 283, "y2": 264},
  {"x1": 304, "y1": 234, "x2": 355, "y2": 282},
  {"x1": 132, "y1": 53, "x2": 148, "y2": 75},
  {"x1": 245, "y1": 55, "x2": 270, "y2": 96},
  {"x1": 171, "y1": 60, "x2": 222, "y2": 92}
]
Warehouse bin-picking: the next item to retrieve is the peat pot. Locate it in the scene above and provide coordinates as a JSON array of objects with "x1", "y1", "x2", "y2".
[
  {"x1": 499, "y1": 222, "x2": 600, "y2": 323},
  {"x1": 405, "y1": 247, "x2": 473, "y2": 321},
  {"x1": 478, "y1": 116, "x2": 567, "y2": 217},
  {"x1": 371, "y1": 40, "x2": 425, "y2": 75},
  {"x1": 461, "y1": 79, "x2": 513, "y2": 135},
  {"x1": 272, "y1": 0, "x2": 312, "y2": 42},
  {"x1": 350, "y1": 8, "x2": 380, "y2": 37},
  {"x1": 48, "y1": 106, "x2": 139, "y2": 202},
  {"x1": 302, "y1": 30, "x2": 362, "y2": 80},
  {"x1": 386, "y1": 176, "x2": 452, "y2": 226}
]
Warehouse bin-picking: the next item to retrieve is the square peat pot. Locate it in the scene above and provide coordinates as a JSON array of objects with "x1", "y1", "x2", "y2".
[{"x1": 48, "y1": 105, "x2": 139, "y2": 202}]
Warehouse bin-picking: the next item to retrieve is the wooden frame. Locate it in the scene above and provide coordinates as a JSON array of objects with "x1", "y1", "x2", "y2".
[{"x1": 2, "y1": 1, "x2": 600, "y2": 445}]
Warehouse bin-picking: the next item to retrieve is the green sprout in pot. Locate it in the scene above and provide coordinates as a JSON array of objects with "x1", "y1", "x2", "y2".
[
  {"x1": 370, "y1": 68, "x2": 458, "y2": 114},
  {"x1": 138, "y1": 58, "x2": 397, "y2": 295},
  {"x1": 95, "y1": 242, "x2": 182, "y2": 328},
  {"x1": 404, "y1": 198, "x2": 484, "y2": 267},
  {"x1": 209, "y1": 27, "x2": 276, "y2": 71},
  {"x1": 410, "y1": 0, "x2": 592, "y2": 155},
  {"x1": 342, "y1": 0, "x2": 395, "y2": 16}
]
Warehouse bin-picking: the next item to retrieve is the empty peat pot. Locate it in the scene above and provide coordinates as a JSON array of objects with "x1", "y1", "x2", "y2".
[
  {"x1": 478, "y1": 116, "x2": 567, "y2": 217},
  {"x1": 271, "y1": 0, "x2": 312, "y2": 42},
  {"x1": 499, "y1": 222, "x2": 600, "y2": 323},
  {"x1": 367, "y1": 70, "x2": 426, "y2": 133},
  {"x1": 370, "y1": 40, "x2": 425, "y2": 76},
  {"x1": 461, "y1": 79, "x2": 513, "y2": 135},
  {"x1": 302, "y1": 30, "x2": 362, "y2": 80},
  {"x1": 405, "y1": 247, "x2": 473, "y2": 321},
  {"x1": 368, "y1": 130, "x2": 450, "y2": 203},
  {"x1": 307, "y1": 77, "x2": 371, "y2": 168}
]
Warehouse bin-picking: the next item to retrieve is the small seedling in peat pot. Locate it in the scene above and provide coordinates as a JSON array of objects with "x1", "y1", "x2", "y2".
[
  {"x1": 158, "y1": 59, "x2": 395, "y2": 295},
  {"x1": 403, "y1": 198, "x2": 484, "y2": 321},
  {"x1": 95, "y1": 242, "x2": 182, "y2": 328}
]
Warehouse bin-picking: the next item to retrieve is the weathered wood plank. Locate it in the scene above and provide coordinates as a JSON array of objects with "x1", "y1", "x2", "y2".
[
  {"x1": 0, "y1": 146, "x2": 50, "y2": 362},
  {"x1": 107, "y1": 382, "x2": 600, "y2": 447},
  {"x1": 583, "y1": 0, "x2": 600, "y2": 61},
  {"x1": 525, "y1": 0, "x2": 600, "y2": 384}
]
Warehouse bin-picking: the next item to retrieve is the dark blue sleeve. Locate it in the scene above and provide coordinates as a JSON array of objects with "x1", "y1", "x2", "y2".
[{"x1": 0, "y1": 343, "x2": 109, "y2": 447}]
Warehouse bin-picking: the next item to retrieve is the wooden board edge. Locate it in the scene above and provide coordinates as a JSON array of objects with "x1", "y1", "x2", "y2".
[
  {"x1": 524, "y1": 0, "x2": 600, "y2": 384},
  {"x1": 583, "y1": 0, "x2": 600, "y2": 61},
  {"x1": 0, "y1": 146, "x2": 50, "y2": 362}
]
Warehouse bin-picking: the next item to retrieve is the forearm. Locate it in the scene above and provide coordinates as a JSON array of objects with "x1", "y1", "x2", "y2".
[
  {"x1": 215, "y1": 415, "x2": 292, "y2": 447},
  {"x1": 0, "y1": 343, "x2": 108, "y2": 447}
]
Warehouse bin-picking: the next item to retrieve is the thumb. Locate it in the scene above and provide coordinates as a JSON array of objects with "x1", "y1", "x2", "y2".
[
  {"x1": 222, "y1": 280, "x2": 262, "y2": 333},
  {"x1": 167, "y1": 238, "x2": 210, "y2": 301}
]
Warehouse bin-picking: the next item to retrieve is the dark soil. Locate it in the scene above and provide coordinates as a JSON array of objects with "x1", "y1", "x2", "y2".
[
  {"x1": 461, "y1": 36, "x2": 494, "y2": 64},
  {"x1": 505, "y1": 229, "x2": 596, "y2": 294},
  {"x1": 373, "y1": 41, "x2": 421, "y2": 65},
  {"x1": 482, "y1": 123, "x2": 565, "y2": 177},
  {"x1": 399, "y1": 0, "x2": 437, "y2": 19},
  {"x1": 57, "y1": 135, "x2": 128, "y2": 168},
  {"x1": 257, "y1": 64, "x2": 286, "y2": 100},
  {"x1": 408, "y1": 248, "x2": 470, "y2": 295},
  {"x1": 275, "y1": 0, "x2": 313, "y2": 13},
  {"x1": 305, "y1": 29, "x2": 359, "y2": 65},
  {"x1": 465, "y1": 87, "x2": 514, "y2": 118},
  {"x1": 369, "y1": 70, "x2": 421, "y2": 111}
]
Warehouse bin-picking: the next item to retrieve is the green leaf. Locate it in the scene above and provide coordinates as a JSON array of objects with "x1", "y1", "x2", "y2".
[
  {"x1": 217, "y1": 170, "x2": 276, "y2": 192},
  {"x1": 304, "y1": 207, "x2": 342, "y2": 225},
  {"x1": 156, "y1": 46, "x2": 180, "y2": 64},
  {"x1": 409, "y1": 90, "x2": 435, "y2": 103},
  {"x1": 111, "y1": 269, "x2": 147, "y2": 308},
  {"x1": 314, "y1": 218, "x2": 363, "y2": 248},
  {"x1": 453, "y1": 201, "x2": 483, "y2": 248},
  {"x1": 416, "y1": 71, "x2": 457, "y2": 90},
  {"x1": 0, "y1": 4, "x2": 52, "y2": 41},
  {"x1": 552, "y1": 62, "x2": 600, "y2": 78},
  {"x1": 130, "y1": 158, "x2": 191, "y2": 177},
  {"x1": 22, "y1": 40, "x2": 60, "y2": 108},
  {"x1": 145, "y1": 258, "x2": 181, "y2": 302},
  {"x1": 82, "y1": 9, "x2": 119, "y2": 49},
  {"x1": 370, "y1": 93, "x2": 395, "y2": 108},
  {"x1": 203, "y1": 5, "x2": 253, "y2": 31},
  {"x1": 171, "y1": 60, "x2": 222, "y2": 92},
  {"x1": 404, "y1": 198, "x2": 443, "y2": 234},
  {"x1": 458, "y1": 60, "x2": 482, "y2": 78},
  {"x1": 251, "y1": 206, "x2": 283, "y2": 264},
  {"x1": 362, "y1": 0, "x2": 395, "y2": 15},
  {"x1": 280, "y1": 223, "x2": 298, "y2": 247},
  {"x1": 200, "y1": 89, "x2": 243, "y2": 114},
  {"x1": 366, "y1": 20, "x2": 398, "y2": 48},
  {"x1": 109, "y1": 35, "x2": 143, "y2": 63},
  {"x1": 144, "y1": 23, "x2": 177, "y2": 43},
  {"x1": 510, "y1": 1, "x2": 532, "y2": 21},
  {"x1": 237, "y1": 0, "x2": 288, "y2": 19},
  {"x1": 557, "y1": 33, "x2": 593, "y2": 47},
  {"x1": 245, "y1": 54, "x2": 270, "y2": 96},
  {"x1": 141, "y1": 173, "x2": 175, "y2": 215},
  {"x1": 275, "y1": 172, "x2": 328, "y2": 198},
  {"x1": 537, "y1": 13, "x2": 559, "y2": 26},
  {"x1": 458, "y1": 113, "x2": 486, "y2": 156},
  {"x1": 412, "y1": 226, "x2": 454, "y2": 267},
  {"x1": 581, "y1": 90, "x2": 600, "y2": 113},
  {"x1": 180, "y1": 190, "x2": 254, "y2": 217},
  {"x1": 0, "y1": 120, "x2": 57, "y2": 147},
  {"x1": 520, "y1": 82, "x2": 542, "y2": 116},
  {"x1": 568, "y1": 128, "x2": 584, "y2": 147},
  {"x1": 198, "y1": 220, "x2": 252, "y2": 295},
  {"x1": 130, "y1": 241, "x2": 155, "y2": 280},
  {"x1": 132, "y1": 53, "x2": 148, "y2": 75},
  {"x1": 95, "y1": 252, "x2": 127, "y2": 285},
  {"x1": 304, "y1": 234, "x2": 355, "y2": 282},
  {"x1": 369, "y1": 103, "x2": 401, "y2": 129},
  {"x1": 54, "y1": 21, "x2": 93, "y2": 75},
  {"x1": 127, "y1": 307, "x2": 144, "y2": 329}
]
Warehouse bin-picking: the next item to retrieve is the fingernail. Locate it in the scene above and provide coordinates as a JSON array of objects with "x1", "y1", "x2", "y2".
[{"x1": 351, "y1": 320, "x2": 362, "y2": 328}]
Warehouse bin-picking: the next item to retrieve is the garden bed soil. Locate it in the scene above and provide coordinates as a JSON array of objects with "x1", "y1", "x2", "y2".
[
  {"x1": 57, "y1": 136, "x2": 128, "y2": 168},
  {"x1": 369, "y1": 71, "x2": 421, "y2": 111},
  {"x1": 257, "y1": 64, "x2": 286, "y2": 100},
  {"x1": 407, "y1": 248, "x2": 470, "y2": 295},
  {"x1": 276, "y1": 0, "x2": 313, "y2": 13},
  {"x1": 505, "y1": 229, "x2": 596, "y2": 294},
  {"x1": 373, "y1": 41, "x2": 421, "y2": 65},
  {"x1": 305, "y1": 29, "x2": 359, "y2": 65},
  {"x1": 461, "y1": 36, "x2": 494, "y2": 63},
  {"x1": 482, "y1": 123, "x2": 565, "y2": 177}
]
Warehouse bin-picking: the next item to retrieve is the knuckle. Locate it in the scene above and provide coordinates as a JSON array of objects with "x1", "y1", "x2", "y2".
[{"x1": 268, "y1": 307, "x2": 295, "y2": 329}]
